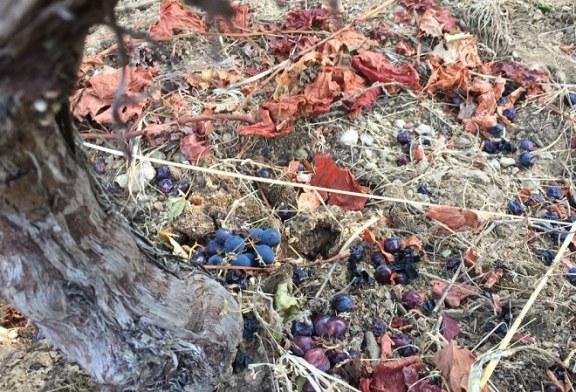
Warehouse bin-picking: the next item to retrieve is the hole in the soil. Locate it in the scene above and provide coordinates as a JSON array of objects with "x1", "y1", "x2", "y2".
[{"x1": 307, "y1": 223, "x2": 338, "y2": 259}]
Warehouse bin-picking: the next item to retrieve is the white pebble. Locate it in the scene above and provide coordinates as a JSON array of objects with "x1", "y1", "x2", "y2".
[
  {"x1": 394, "y1": 119, "x2": 406, "y2": 129},
  {"x1": 500, "y1": 157, "x2": 516, "y2": 168},
  {"x1": 339, "y1": 129, "x2": 359, "y2": 146},
  {"x1": 415, "y1": 124, "x2": 435, "y2": 136},
  {"x1": 360, "y1": 133, "x2": 374, "y2": 146}
]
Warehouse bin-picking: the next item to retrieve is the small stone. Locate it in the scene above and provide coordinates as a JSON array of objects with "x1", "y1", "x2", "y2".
[
  {"x1": 415, "y1": 124, "x2": 435, "y2": 137},
  {"x1": 533, "y1": 12, "x2": 543, "y2": 21},
  {"x1": 500, "y1": 157, "x2": 517, "y2": 168},
  {"x1": 394, "y1": 119, "x2": 406, "y2": 129},
  {"x1": 339, "y1": 129, "x2": 359, "y2": 146},
  {"x1": 456, "y1": 137, "x2": 473, "y2": 149},
  {"x1": 360, "y1": 133, "x2": 374, "y2": 146},
  {"x1": 537, "y1": 152, "x2": 554, "y2": 160},
  {"x1": 294, "y1": 148, "x2": 308, "y2": 160},
  {"x1": 487, "y1": 159, "x2": 501, "y2": 172}
]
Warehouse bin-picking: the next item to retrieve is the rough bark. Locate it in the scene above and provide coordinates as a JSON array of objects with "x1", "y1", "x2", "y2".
[{"x1": 0, "y1": 1, "x2": 242, "y2": 391}]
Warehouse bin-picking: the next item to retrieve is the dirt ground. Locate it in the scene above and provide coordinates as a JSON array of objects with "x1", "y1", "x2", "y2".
[{"x1": 1, "y1": 0, "x2": 576, "y2": 391}]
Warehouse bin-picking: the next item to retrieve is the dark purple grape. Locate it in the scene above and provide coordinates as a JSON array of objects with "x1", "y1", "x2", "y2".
[
  {"x1": 483, "y1": 140, "x2": 498, "y2": 154},
  {"x1": 372, "y1": 252, "x2": 386, "y2": 266},
  {"x1": 93, "y1": 160, "x2": 106, "y2": 174},
  {"x1": 233, "y1": 351, "x2": 251, "y2": 372},
  {"x1": 225, "y1": 270, "x2": 246, "y2": 285},
  {"x1": 519, "y1": 139, "x2": 534, "y2": 151},
  {"x1": 390, "y1": 332, "x2": 410, "y2": 348},
  {"x1": 297, "y1": 163, "x2": 305, "y2": 171},
  {"x1": 507, "y1": 200, "x2": 525, "y2": 215},
  {"x1": 177, "y1": 181, "x2": 190, "y2": 193},
  {"x1": 544, "y1": 385, "x2": 562, "y2": 392},
  {"x1": 215, "y1": 228, "x2": 232, "y2": 244},
  {"x1": 503, "y1": 107, "x2": 517, "y2": 121},
  {"x1": 158, "y1": 178, "x2": 173, "y2": 193},
  {"x1": 488, "y1": 123, "x2": 505, "y2": 138},
  {"x1": 551, "y1": 366, "x2": 566, "y2": 381},
  {"x1": 396, "y1": 131, "x2": 412, "y2": 145},
  {"x1": 292, "y1": 335, "x2": 315, "y2": 356},
  {"x1": 568, "y1": 93, "x2": 576, "y2": 106},
  {"x1": 313, "y1": 315, "x2": 330, "y2": 337},
  {"x1": 394, "y1": 272, "x2": 409, "y2": 285},
  {"x1": 525, "y1": 193, "x2": 545, "y2": 206},
  {"x1": 373, "y1": 320, "x2": 387, "y2": 337},
  {"x1": 546, "y1": 186, "x2": 562, "y2": 200},
  {"x1": 497, "y1": 139, "x2": 517, "y2": 153},
  {"x1": 375, "y1": 264, "x2": 393, "y2": 284},
  {"x1": 324, "y1": 317, "x2": 348, "y2": 339},
  {"x1": 445, "y1": 258, "x2": 460, "y2": 270},
  {"x1": 277, "y1": 206, "x2": 292, "y2": 221},
  {"x1": 292, "y1": 266, "x2": 307, "y2": 285},
  {"x1": 224, "y1": 235, "x2": 246, "y2": 254},
  {"x1": 518, "y1": 151, "x2": 536, "y2": 168},
  {"x1": 402, "y1": 291, "x2": 422, "y2": 310},
  {"x1": 231, "y1": 254, "x2": 255, "y2": 267},
  {"x1": 293, "y1": 320, "x2": 313, "y2": 337},
  {"x1": 536, "y1": 249, "x2": 556, "y2": 266},
  {"x1": 383, "y1": 236, "x2": 402, "y2": 253},
  {"x1": 243, "y1": 318, "x2": 258, "y2": 340},
  {"x1": 326, "y1": 349, "x2": 349, "y2": 366},
  {"x1": 396, "y1": 155, "x2": 408, "y2": 166},
  {"x1": 156, "y1": 165, "x2": 171, "y2": 181},
  {"x1": 543, "y1": 211, "x2": 559, "y2": 220},
  {"x1": 449, "y1": 96, "x2": 462, "y2": 106},
  {"x1": 421, "y1": 298, "x2": 436, "y2": 314},
  {"x1": 349, "y1": 245, "x2": 364, "y2": 262},
  {"x1": 331, "y1": 293, "x2": 354, "y2": 313},
  {"x1": 255, "y1": 244, "x2": 275, "y2": 265},
  {"x1": 497, "y1": 97, "x2": 508, "y2": 105},
  {"x1": 304, "y1": 348, "x2": 330, "y2": 372},
  {"x1": 417, "y1": 183, "x2": 433, "y2": 196},
  {"x1": 255, "y1": 168, "x2": 271, "y2": 178},
  {"x1": 206, "y1": 255, "x2": 224, "y2": 265},
  {"x1": 567, "y1": 267, "x2": 576, "y2": 285},
  {"x1": 206, "y1": 239, "x2": 224, "y2": 255}
]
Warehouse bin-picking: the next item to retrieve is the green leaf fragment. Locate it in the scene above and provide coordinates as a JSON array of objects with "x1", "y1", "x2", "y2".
[
  {"x1": 274, "y1": 282, "x2": 300, "y2": 321},
  {"x1": 536, "y1": 2, "x2": 552, "y2": 12},
  {"x1": 166, "y1": 197, "x2": 187, "y2": 222}
]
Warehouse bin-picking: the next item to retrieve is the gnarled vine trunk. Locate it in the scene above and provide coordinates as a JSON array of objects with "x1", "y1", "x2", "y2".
[{"x1": 0, "y1": 1, "x2": 242, "y2": 391}]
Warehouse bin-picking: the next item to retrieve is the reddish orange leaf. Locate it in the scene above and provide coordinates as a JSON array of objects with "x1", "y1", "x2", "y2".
[
  {"x1": 440, "y1": 314, "x2": 461, "y2": 341},
  {"x1": 424, "y1": 205, "x2": 491, "y2": 232},
  {"x1": 431, "y1": 280, "x2": 478, "y2": 308},
  {"x1": 489, "y1": 61, "x2": 550, "y2": 95},
  {"x1": 352, "y1": 51, "x2": 420, "y2": 93},
  {"x1": 464, "y1": 247, "x2": 478, "y2": 266},
  {"x1": 180, "y1": 133, "x2": 211, "y2": 161},
  {"x1": 434, "y1": 341, "x2": 487, "y2": 392},
  {"x1": 71, "y1": 67, "x2": 157, "y2": 124},
  {"x1": 150, "y1": 0, "x2": 206, "y2": 39},
  {"x1": 360, "y1": 356, "x2": 442, "y2": 392},
  {"x1": 310, "y1": 153, "x2": 370, "y2": 211},
  {"x1": 400, "y1": 235, "x2": 423, "y2": 253},
  {"x1": 483, "y1": 268, "x2": 504, "y2": 289}
]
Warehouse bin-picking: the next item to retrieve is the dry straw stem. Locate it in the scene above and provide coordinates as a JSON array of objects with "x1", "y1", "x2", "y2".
[{"x1": 476, "y1": 218, "x2": 576, "y2": 391}]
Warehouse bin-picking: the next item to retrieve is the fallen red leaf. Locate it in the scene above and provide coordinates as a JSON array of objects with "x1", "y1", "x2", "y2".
[
  {"x1": 236, "y1": 96, "x2": 305, "y2": 137},
  {"x1": 71, "y1": 66, "x2": 157, "y2": 124},
  {"x1": 393, "y1": 11, "x2": 413, "y2": 24},
  {"x1": 424, "y1": 205, "x2": 491, "y2": 232},
  {"x1": 483, "y1": 268, "x2": 504, "y2": 289},
  {"x1": 150, "y1": 0, "x2": 206, "y2": 39},
  {"x1": 180, "y1": 133, "x2": 211, "y2": 161},
  {"x1": 310, "y1": 153, "x2": 370, "y2": 211},
  {"x1": 431, "y1": 280, "x2": 478, "y2": 308},
  {"x1": 399, "y1": 0, "x2": 437, "y2": 11},
  {"x1": 464, "y1": 247, "x2": 478, "y2": 266},
  {"x1": 424, "y1": 59, "x2": 470, "y2": 94},
  {"x1": 352, "y1": 51, "x2": 420, "y2": 93},
  {"x1": 400, "y1": 235, "x2": 423, "y2": 253},
  {"x1": 434, "y1": 341, "x2": 487, "y2": 392},
  {"x1": 344, "y1": 87, "x2": 382, "y2": 119},
  {"x1": 489, "y1": 61, "x2": 550, "y2": 94},
  {"x1": 418, "y1": 9, "x2": 457, "y2": 37},
  {"x1": 395, "y1": 40, "x2": 416, "y2": 56},
  {"x1": 284, "y1": 8, "x2": 329, "y2": 30},
  {"x1": 440, "y1": 314, "x2": 461, "y2": 341}
]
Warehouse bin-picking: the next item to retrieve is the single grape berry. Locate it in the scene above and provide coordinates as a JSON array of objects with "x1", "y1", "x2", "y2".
[
  {"x1": 304, "y1": 348, "x2": 330, "y2": 372},
  {"x1": 519, "y1": 139, "x2": 534, "y2": 151},
  {"x1": 497, "y1": 97, "x2": 508, "y2": 105},
  {"x1": 546, "y1": 186, "x2": 562, "y2": 200},
  {"x1": 567, "y1": 92, "x2": 576, "y2": 106},
  {"x1": 93, "y1": 160, "x2": 106, "y2": 174},
  {"x1": 231, "y1": 254, "x2": 254, "y2": 267},
  {"x1": 215, "y1": 228, "x2": 232, "y2": 244},
  {"x1": 373, "y1": 320, "x2": 387, "y2": 337},
  {"x1": 396, "y1": 155, "x2": 408, "y2": 166},
  {"x1": 225, "y1": 270, "x2": 246, "y2": 285},
  {"x1": 206, "y1": 254, "x2": 225, "y2": 265},
  {"x1": 507, "y1": 200, "x2": 525, "y2": 215},
  {"x1": 255, "y1": 244, "x2": 275, "y2": 265},
  {"x1": 233, "y1": 351, "x2": 251, "y2": 372},
  {"x1": 483, "y1": 140, "x2": 498, "y2": 154},
  {"x1": 567, "y1": 267, "x2": 576, "y2": 285},
  {"x1": 390, "y1": 332, "x2": 410, "y2": 348},
  {"x1": 224, "y1": 235, "x2": 246, "y2": 254},
  {"x1": 331, "y1": 293, "x2": 354, "y2": 313},
  {"x1": 503, "y1": 107, "x2": 517, "y2": 121},
  {"x1": 421, "y1": 298, "x2": 436, "y2": 314},
  {"x1": 450, "y1": 96, "x2": 462, "y2": 106},
  {"x1": 324, "y1": 317, "x2": 348, "y2": 339},
  {"x1": 383, "y1": 236, "x2": 402, "y2": 253},
  {"x1": 394, "y1": 272, "x2": 409, "y2": 285},
  {"x1": 488, "y1": 123, "x2": 506, "y2": 138},
  {"x1": 292, "y1": 266, "x2": 307, "y2": 285},
  {"x1": 349, "y1": 245, "x2": 364, "y2": 262},
  {"x1": 402, "y1": 291, "x2": 422, "y2": 310},
  {"x1": 156, "y1": 165, "x2": 171, "y2": 181},
  {"x1": 497, "y1": 139, "x2": 517, "y2": 153},
  {"x1": 375, "y1": 264, "x2": 393, "y2": 284},
  {"x1": 372, "y1": 252, "x2": 386, "y2": 266},
  {"x1": 206, "y1": 239, "x2": 224, "y2": 255},
  {"x1": 251, "y1": 228, "x2": 281, "y2": 247},
  {"x1": 291, "y1": 335, "x2": 315, "y2": 356},
  {"x1": 255, "y1": 168, "x2": 271, "y2": 178},
  {"x1": 326, "y1": 350, "x2": 349, "y2": 366},
  {"x1": 158, "y1": 178, "x2": 173, "y2": 193},
  {"x1": 243, "y1": 318, "x2": 258, "y2": 340},
  {"x1": 396, "y1": 130, "x2": 412, "y2": 145},
  {"x1": 417, "y1": 183, "x2": 433, "y2": 196},
  {"x1": 518, "y1": 151, "x2": 536, "y2": 168},
  {"x1": 445, "y1": 258, "x2": 460, "y2": 270},
  {"x1": 292, "y1": 321, "x2": 314, "y2": 337}
]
